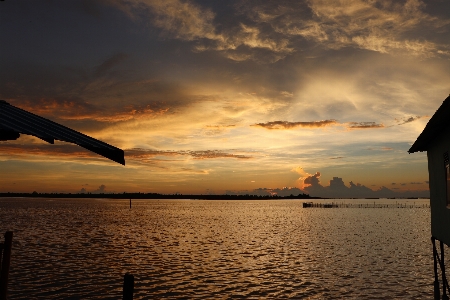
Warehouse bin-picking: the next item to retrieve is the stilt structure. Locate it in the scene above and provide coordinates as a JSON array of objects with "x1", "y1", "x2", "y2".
[
  {"x1": 409, "y1": 95, "x2": 450, "y2": 299},
  {"x1": 0, "y1": 231, "x2": 13, "y2": 300},
  {"x1": 432, "y1": 237, "x2": 450, "y2": 300}
]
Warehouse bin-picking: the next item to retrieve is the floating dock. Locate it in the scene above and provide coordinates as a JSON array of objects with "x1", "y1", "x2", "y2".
[{"x1": 302, "y1": 201, "x2": 429, "y2": 209}]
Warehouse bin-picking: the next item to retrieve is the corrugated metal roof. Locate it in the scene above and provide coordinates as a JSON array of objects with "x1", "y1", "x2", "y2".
[
  {"x1": 408, "y1": 95, "x2": 450, "y2": 154},
  {"x1": 0, "y1": 100, "x2": 125, "y2": 165}
]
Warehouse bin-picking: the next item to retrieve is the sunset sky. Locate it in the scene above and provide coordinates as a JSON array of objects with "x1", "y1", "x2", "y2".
[{"x1": 1, "y1": 0, "x2": 449, "y2": 197}]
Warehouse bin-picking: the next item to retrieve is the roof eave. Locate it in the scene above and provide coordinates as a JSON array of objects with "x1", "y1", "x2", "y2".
[{"x1": 408, "y1": 95, "x2": 450, "y2": 154}]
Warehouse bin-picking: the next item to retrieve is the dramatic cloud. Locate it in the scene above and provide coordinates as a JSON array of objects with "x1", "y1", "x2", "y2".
[
  {"x1": 304, "y1": 172, "x2": 322, "y2": 188},
  {"x1": 1, "y1": 0, "x2": 443, "y2": 194},
  {"x1": 221, "y1": 0, "x2": 450, "y2": 61},
  {"x1": 106, "y1": 0, "x2": 450, "y2": 62},
  {"x1": 115, "y1": 0, "x2": 295, "y2": 62},
  {"x1": 300, "y1": 171, "x2": 429, "y2": 198},
  {"x1": 223, "y1": 170, "x2": 430, "y2": 198},
  {"x1": 290, "y1": 0, "x2": 448, "y2": 57},
  {"x1": 10, "y1": 98, "x2": 170, "y2": 124}
]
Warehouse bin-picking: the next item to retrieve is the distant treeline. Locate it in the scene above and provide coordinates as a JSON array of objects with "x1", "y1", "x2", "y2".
[{"x1": 0, "y1": 192, "x2": 317, "y2": 200}]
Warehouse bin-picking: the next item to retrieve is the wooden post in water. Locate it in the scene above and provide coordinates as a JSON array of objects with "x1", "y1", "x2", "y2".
[
  {"x1": 123, "y1": 273, "x2": 134, "y2": 300},
  {"x1": 441, "y1": 241, "x2": 449, "y2": 300},
  {"x1": 0, "y1": 231, "x2": 13, "y2": 300},
  {"x1": 129, "y1": 199, "x2": 132, "y2": 209}
]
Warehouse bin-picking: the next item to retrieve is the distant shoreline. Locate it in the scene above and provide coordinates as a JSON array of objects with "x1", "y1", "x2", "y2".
[
  {"x1": 0, "y1": 192, "x2": 428, "y2": 200},
  {"x1": 0, "y1": 192, "x2": 314, "y2": 200}
]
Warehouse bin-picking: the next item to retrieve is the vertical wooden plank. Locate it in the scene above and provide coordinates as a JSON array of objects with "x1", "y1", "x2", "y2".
[{"x1": 440, "y1": 240, "x2": 449, "y2": 300}]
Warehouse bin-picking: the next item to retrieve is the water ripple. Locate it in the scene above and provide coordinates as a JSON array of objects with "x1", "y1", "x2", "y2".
[{"x1": 0, "y1": 198, "x2": 435, "y2": 299}]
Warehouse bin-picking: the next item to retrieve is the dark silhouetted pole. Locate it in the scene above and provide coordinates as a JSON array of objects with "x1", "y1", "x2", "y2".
[
  {"x1": 0, "y1": 231, "x2": 13, "y2": 300},
  {"x1": 129, "y1": 199, "x2": 132, "y2": 209},
  {"x1": 123, "y1": 273, "x2": 134, "y2": 300},
  {"x1": 433, "y1": 237, "x2": 440, "y2": 300},
  {"x1": 441, "y1": 240, "x2": 449, "y2": 300}
]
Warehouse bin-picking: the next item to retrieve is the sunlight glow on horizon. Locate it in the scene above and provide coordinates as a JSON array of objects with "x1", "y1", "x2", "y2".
[{"x1": 1, "y1": 0, "x2": 447, "y2": 197}]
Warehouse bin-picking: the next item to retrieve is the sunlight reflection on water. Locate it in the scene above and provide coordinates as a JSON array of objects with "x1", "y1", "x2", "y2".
[{"x1": 0, "y1": 198, "x2": 435, "y2": 299}]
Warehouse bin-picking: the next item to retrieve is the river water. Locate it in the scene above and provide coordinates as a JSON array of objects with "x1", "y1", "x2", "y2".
[{"x1": 0, "y1": 198, "x2": 437, "y2": 299}]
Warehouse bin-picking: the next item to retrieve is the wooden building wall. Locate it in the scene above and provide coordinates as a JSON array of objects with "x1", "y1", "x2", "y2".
[{"x1": 427, "y1": 127, "x2": 450, "y2": 246}]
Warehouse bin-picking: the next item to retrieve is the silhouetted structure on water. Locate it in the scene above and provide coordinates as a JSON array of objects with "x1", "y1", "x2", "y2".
[
  {"x1": 0, "y1": 100, "x2": 125, "y2": 165},
  {"x1": 409, "y1": 94, "x2": 450, "y2": 299},
  {"x1": 0, "y1": 100, "x2": 126, "y2": 298}
]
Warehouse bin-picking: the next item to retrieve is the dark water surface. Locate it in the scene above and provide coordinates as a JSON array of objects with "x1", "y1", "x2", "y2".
[{"x1": 0, "y1": 198, "x2": 435, "y2": 299}]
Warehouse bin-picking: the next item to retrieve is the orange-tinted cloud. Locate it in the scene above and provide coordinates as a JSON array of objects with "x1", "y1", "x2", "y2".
[
  {"x1": 126, "y1": 148, "x2": 252, "y2": 160},
  {"x1": 252, "y1": 120, "x2": 388, "y2": 130},
  {"x1": 203, "y1": 124, "x2": 236, "y2": 136},
  {"x1": 11, "y1": 98, "x2": 170, "y2": 123},
  {"x1": 395, "y1": 115, "x2": 423, "y2": 125},
  {"x1": 347, "y1": 122, "x2": 384, "y2": 129},
  {"x1": 0, "y1": 143, "x2": 101, "y2": 161},
  {"x1": 0, "y1": 144, "x2": 253, "y2": 167},
  {"x1": 252, "y1": 120, "x2": 337, "y2": 129}
]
